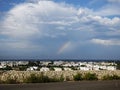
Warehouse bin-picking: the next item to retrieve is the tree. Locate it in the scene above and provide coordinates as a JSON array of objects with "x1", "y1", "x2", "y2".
[{"x1": 116, "y1": 61, "x2": 120, "y2": 70}]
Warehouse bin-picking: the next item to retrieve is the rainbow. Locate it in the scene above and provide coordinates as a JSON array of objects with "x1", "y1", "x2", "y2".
[{"x1": 57, "y1": 41, "x2": 71, "y2": 54}]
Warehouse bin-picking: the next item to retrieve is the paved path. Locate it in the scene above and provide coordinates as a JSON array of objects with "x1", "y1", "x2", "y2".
[{"x1": 0, "y1": 80, "x2": 120, "y2": 90}]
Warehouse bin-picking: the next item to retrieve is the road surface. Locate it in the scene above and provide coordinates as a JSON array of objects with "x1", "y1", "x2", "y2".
[{"x1": 0, "y1": 80, "x2": 120, "y2": 90}]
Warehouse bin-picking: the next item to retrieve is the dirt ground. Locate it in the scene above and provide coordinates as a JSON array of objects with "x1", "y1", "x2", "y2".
[{"x1": 0, "y1": 80, "x2": 120, "y2": 90}]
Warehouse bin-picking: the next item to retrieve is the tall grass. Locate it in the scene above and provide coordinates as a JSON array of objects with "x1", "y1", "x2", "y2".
[
  {"x1": 73, "y1": 73, "x2": 98, "y2": 81},
  {"x1": 102, "y1": 74, "x2": 120, "y2": 80},
  {"x1": 73, "y1": 73, "x2": 83, "y2": 81},
  {"x1": 83, "y1": 73, "x2": 98, "y2": 80},
  {"x1": 23, "y1": 73, "x2": 64, "y2": 83},
  {"x1": 0, "y1": 71, "x2": 120, "y2": 84},
  {"x1": 4, "y1": 78, "x2": 19, "y2": 84}
]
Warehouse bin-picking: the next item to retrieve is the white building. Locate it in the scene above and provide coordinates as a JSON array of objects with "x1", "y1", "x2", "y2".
[
  {"x1": 78, "y1": 67, "x2": 90, "y2": 71},
  {"x1": 54, "y1": 67, "x2": 62, "y2": 71},
  {"x1": 40, "y1": 67, "x2": 50, "y2": 72},
  {"x1": 26, "y1": 66, "x2": 38, "y2": 71},
  {"x1": 53, "y1": 61, "x2": 64, "y2": 66},
  {"x1": 63, "y1": 63, "x2": 72, "y2": 67},
  {"x1": 93, "y1": 65, "x2": 100, "y2": 70},
  {"x1": 17, "y1": 61, "x2": 28, "y2": 65},
  {"x1": 107, "y1": 66, "x2": 116, "y2": 70},
  {"x1": 99, "y1": 66, "x2": 107, "y2": 70},
  {"x1": 40, "y1": 61, "x2": 51, "y2": 66},
  {"x1": 0, "y1": 65, "x2": 6, "y2": 69},
  {"x1": 64, "y1": 67, "x2": 72, "y2": 71}
]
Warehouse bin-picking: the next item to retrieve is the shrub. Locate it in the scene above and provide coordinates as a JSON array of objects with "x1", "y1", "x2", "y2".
[
  {"x1": 49, "y1": 77, "x2": 60, "y2": 82},
  {"x1": 39, "y1": 74, "x2": 50, "y2": 83},
  {"x1": 59, "y1": 75, "x2": 64, "y2": 81},
  {"x1": 102, "y1": 74, "x2": 120, "y2": 80},
  {"x1": 73, "y1": 73, "x2": 83, "y2": 81},
  {"x1": 0, "y1": 79, "x2": 3, "y2": 84},
  {"x1": 23, "y1": 73, "x2": 64, "y2": 83},
  {"x1": 48, "y1": 75, "x2": 64, "y2": 82},
  {"x1": 4, "y1": 78, "x2": 19, "y2": 84},
  {"x1": 112, "y1": 75, "x2": 120, "y2": 80},
  {"x1": 49, "y1": 67, "x2": 55, "y2": 71},
  {"x1": 83, "y1": 73, "x2": 98, "y2": 80},
  {"x1": 66, "y1": 76, "x2": 70, "y2": 81},
  {"x1": 24, "y1": 73, "x2": 50, "y2": 83}
]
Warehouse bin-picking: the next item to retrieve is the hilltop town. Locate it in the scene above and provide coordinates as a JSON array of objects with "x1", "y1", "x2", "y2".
[
  {"x1": 0, "y1": 60, "x2": 119, "y2": 71},
  {"x1": 0, "y1": 60, "x2": 120, "y2": 84}
]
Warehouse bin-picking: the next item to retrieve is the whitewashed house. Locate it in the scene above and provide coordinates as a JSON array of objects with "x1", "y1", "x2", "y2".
[
  {"x1": 99, "y1": 66, "x2": 107, "y2": 70},
  {"x1": 54, "y1": 61, "x2": 64, "y2": 66},
  {"x1": 54, "y1": 67, "x2": 62, "y2": 71},
  {"x1": 78, "y1": 67, "x2": 90, "y2": 71},
  {"x1": 107, "y1": 66, "x2": 116, "y2": 70},
  {"x1": 0, "y1": 65, "x2": 6, "y2": 69},
  {"x1": 93, "y1": 65, "x2": 100, "y2": 70},
  {"x1": 40, "y1": 61, "x2": 51, "y2": 66},
  {"x1": 64, "y1": 67, "x2": 72, "y2": 71},
  {"x1": 26, "y1": 66, "x2": 38, "y2": 71},
  {"x1": 63, "y1": 63, "x2": 72, "y2": 67},
  {"x1": 40, "y1": 67, "x2": 49, "y2": 71},
  {"x1": 17, "y1": 61, "x2": 28, "y2": 65}
]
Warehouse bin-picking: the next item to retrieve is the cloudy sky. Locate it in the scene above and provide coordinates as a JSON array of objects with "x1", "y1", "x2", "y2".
[{"x1": 0, "y1": 0, "x2": 120, "y2": 60}]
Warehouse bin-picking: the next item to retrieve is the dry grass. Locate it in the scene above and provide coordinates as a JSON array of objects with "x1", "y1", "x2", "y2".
[{"x1": 0, "y1": 70, "x2": 120, "y2": 83}]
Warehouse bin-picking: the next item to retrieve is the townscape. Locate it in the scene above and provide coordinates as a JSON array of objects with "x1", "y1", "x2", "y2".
[
  {"x1": 0, "y1": 60, "x2": 119, "y2": 71},
  {"x1": 0, "y1": 0, "x2": 120, "y2": 89}
]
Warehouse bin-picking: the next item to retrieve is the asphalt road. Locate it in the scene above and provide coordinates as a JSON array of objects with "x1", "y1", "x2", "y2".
[{"x1": 0, "y1": 80, "x2": 120, "y2": 90}]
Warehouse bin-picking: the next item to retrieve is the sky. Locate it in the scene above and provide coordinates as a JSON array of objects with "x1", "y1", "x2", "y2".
[{"x1": 0, "y1": 0, "x2": 120, "y2": 60}]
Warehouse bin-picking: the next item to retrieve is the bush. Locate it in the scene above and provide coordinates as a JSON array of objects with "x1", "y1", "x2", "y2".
[
  {"x1": 83, "y1": 73, "x2": 98, "y2": 80},
  {"x1": 23, "y1": 73, "x2": 64, "y2": 83},
  {"x1": 73, "y1": 73, "x2": 83, "y2": 81},
  {"x1": 0, "y1": 79, "x2": 3, "y2": 84},
  {"x1": 48, "y1": 75, "x2": 64, "y2": 82},
  {"x1": 112, "y1": 75, "x2": 120, "y2": 80},
  {"x1": 24, "y1": 73, "x2": 50, "y2": 83},
  {"x1": 66, "y1": 76, "x2": 70, "y2": 81},
  {"x1": 49, "y1": 78, "x2": 60, "y2": 82},
  {"x1": 59, "y1": 75, "x2": 64, "y2": 81},
  {"x1": 102, "y1": 74, "x2": 120, "y2": 80},
  {"x1": 4, "y1": 78, "x2": 19, "y2": 84}
]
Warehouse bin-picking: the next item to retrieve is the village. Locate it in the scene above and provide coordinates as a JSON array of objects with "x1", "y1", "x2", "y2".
[{"x1": 0, "y1": 60, "x2": 118, "y2": 71}]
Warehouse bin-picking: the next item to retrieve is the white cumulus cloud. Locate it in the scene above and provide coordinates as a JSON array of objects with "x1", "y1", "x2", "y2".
[
  {"x1": 91, "y1": 39, "x2": 120, "y2": 46},
  {"x1": 0, "y1": 0, "x2": 120, "y2": 58}
]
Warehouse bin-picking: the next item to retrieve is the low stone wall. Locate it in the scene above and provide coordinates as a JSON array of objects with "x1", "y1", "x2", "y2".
[{"x1": 0, "y1": 70, "x2": 120, "y2": 82}]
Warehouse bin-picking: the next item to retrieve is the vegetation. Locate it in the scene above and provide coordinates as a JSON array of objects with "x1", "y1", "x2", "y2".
[
  {"x1": 49, "y1": 67, "x2": 55, "y2": 71},
  {"x1": 0, "y1": 66, "x2": 12, "y2": 70},
  {"x1": 73, "y1": 73, "x2": 83, "y2": 81},
  {"x1": 102, "y1": 74, "x2": 120, "y2": 80},
  {"x1": 0, "y1": 71, "x2": 120, "y2": 84},
  {"x1": 59, "y1": 74, "x2": 64, "y2": 81},
  {"x1": 4, "y1": 78, "x2": 19, "y2": 84},
  {"x1": 81, "y1": 65, "x2": 86, "y2": 67},
  {"x1": 0, "y1": 79, "x2": 3, "y2": 84},
  {"x1": 28, "y1": 61, "x2": 40, "y2": 66},
  {"x1": 1, "y1": 76, "x2": 19, "y2": 84},
  {"x1": 73, "y1": 73, "x2": 98, "y2": 81},
  {"x1": 23, "y1": 73, "x2": 64, "y2": 83},
  {"x1": 66, "y1": 76, "x2": 70, "y2": 81},
  {"x1": 83, "y1": 73, "x2": 98, "y2": 80},
  {"x1": 71, "y1": 66, "x2": 77, "y2": 70},
  {"x1": 116, "y1": 61, "x2": 120, "y2": 70},
  {"x1": 24, "y1": 73, "x2": 49, "y2": 83},
  {"x1": 18, "y1": 65, "x2": 28, "y2": 71}
]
